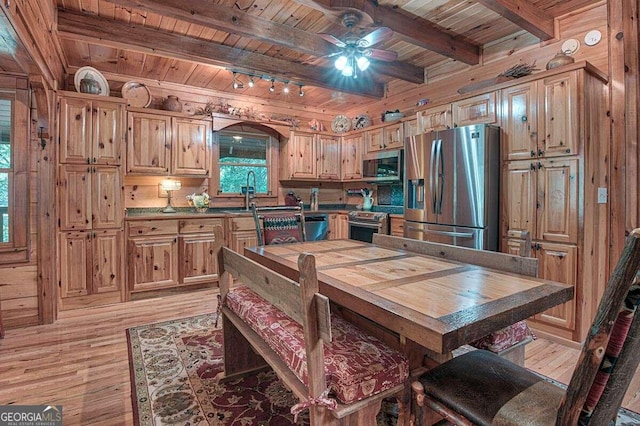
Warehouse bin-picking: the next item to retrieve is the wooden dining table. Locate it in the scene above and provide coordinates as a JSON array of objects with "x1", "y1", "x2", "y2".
[{"x1": 244, "y1": 239, "x2": 573, "y2": 368}]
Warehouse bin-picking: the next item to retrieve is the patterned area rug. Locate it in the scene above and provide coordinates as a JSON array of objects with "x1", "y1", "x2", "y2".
[
  {"x1": 127, "y1": 314, "x2": 397, "y2": 425},
  {"x1": 127, "y1": 314, "x2": 640, "y2": 426}
]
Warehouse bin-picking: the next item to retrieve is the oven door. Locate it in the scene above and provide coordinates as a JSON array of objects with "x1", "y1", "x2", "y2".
[{"x1": 349, "y1": 221, "x2": 381, "y2": 243}]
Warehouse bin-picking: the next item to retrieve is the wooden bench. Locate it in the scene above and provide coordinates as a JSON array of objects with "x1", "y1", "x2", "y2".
[
  {"x1": 372, "y1": 234, "x2": 538, "y2": 366},
  {"x1": 217, "y1": 246, "x2": 410, "y2": 425}
]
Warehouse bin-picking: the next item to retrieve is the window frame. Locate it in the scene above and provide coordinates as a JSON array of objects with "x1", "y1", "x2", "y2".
[
  {"x1": 0, "y1": 90, "x2": 30, "y2": 264},
  {"x1": 210, "y1": 126, "x2": 279, "y2": 204}
]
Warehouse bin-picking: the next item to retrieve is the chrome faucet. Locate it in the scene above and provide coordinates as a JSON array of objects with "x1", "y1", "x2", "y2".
[{"x1": 245, "y1": 170, "x2": 256, "y2": 211}]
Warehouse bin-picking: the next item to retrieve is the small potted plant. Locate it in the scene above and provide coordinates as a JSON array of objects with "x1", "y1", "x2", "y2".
[{"x1": 186, "y1": 191, "x2": 210, "y2": 213}]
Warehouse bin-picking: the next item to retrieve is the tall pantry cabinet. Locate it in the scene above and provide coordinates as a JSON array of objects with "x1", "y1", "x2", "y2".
[
  {"x1": 500, "y1": 64, "x2": 609, "y2": 342},
  {"x1": 57, "y1": 92, "x2": 126, "y2": 310}
]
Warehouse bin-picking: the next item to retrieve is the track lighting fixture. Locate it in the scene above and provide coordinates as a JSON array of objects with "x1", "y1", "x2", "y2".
[
  {"x1": 269, "y1": 79, "x2": 275, "y2": 93},
  {"x1": 227, "y1": 69, "x2": 304, "y2": 95}
]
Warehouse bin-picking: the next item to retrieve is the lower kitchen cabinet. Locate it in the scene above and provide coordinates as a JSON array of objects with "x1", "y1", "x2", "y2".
[
  {"x1": 126, "y1": 217, "x2": 223, "y2": 296},
  {"x1": 226, "y1": 215, "x2": 259, "y2": 252},
  {"x1": 328, "y1": 213, "x2": 349, "y2": 240},
  {"x1": 59, "y1": 229, "x2": 124, "y2": 308},
  {"x1": 390, "y1": 215, "x2": 404, "y2": 237}
]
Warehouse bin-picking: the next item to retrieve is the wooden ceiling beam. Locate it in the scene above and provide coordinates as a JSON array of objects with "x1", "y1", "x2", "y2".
[
  {"x1": 475, "y1": 0, "x2": 556, "y2": 41},
  {"x1": 101, "y1": 0, "x2": 423, "y2": 84},
  {"x1": 57, "y1": 11, "x2": 385, "y2": 98},
  {"x1": 295, "y1": 0, "x2": 481, "y2": 65}
]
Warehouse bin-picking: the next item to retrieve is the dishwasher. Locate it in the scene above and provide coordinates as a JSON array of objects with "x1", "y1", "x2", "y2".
[{"x1": 305, "y1": 213, "x2": 329, "y2": 241}]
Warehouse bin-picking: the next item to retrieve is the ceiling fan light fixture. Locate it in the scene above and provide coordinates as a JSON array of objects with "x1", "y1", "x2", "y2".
[
  {"x1": 335, "y1": 55, "x2": 348, "y2": 71},
  {"x1": 342, "y1": 63, "x2": 354, "y2": 77}
]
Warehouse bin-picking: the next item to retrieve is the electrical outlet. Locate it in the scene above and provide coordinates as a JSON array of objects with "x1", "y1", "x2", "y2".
[{"x1": 597, "y1": 187, "x2": 608, "y2": 204}]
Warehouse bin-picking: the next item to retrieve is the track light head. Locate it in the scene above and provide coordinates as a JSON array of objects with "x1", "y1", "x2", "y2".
[
  {"x1": 298, "y1": 85, "x2": 304, "y2": 97},
  {"x1": 269, "y1": 79, "x2": 275, "y2": 93}
]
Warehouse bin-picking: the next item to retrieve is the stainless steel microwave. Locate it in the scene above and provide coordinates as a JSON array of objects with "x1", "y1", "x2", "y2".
[{"x1": 362, "y1": 150, "x2": 403, "y2": 182}]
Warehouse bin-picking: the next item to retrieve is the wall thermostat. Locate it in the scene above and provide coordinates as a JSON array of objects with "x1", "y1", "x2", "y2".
[{"x1": 584, "y1": 30, "x2": 602, "y2": 46}]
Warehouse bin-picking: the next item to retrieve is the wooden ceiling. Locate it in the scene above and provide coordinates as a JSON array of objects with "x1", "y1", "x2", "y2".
[{"x1": 52, "y1": 0, "x2": 602, "y2": 110}]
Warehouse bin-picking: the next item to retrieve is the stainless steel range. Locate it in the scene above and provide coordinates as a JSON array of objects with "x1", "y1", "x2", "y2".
[{"x1": 348, "y1": 211, "x2": 389, "y2": 243}]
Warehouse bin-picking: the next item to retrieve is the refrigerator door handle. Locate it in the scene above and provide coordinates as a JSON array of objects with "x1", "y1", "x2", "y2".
[
  {"x1": 429, "y1": 140, "x2": 438, "y2": 214},
  {"x1": 436, "y1": 139, "x2": 444, "y2": 214},
  {"x1": 406, "y1": 225, "x2": 474, "y2": 238}
]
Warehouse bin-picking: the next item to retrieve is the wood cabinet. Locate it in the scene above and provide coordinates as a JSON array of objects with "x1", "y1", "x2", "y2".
[
  {"x1": 404, "y1": 118, "x2": 419, "y2": 138},
  {"x1": 366, "y1": 122, "x2": 403, "y2": 153},
  {"x1": 59, "y1": 95, "x2": 124, "y2": 165},
  {"x1": 59, "y1": 229, "x2": 123, "y2": 304},
  {"x1": 502, "y1": 73, "x2": 578, "y2": 161},
  {"x1": 281, "y1": 131, "x2": 341, "y2": 181},
  {"x1": 58, "y1": 165, "x2": 123, "y2": 230},
  {"x1": 417, "y1": 104, "x2": 452, "y2": 133},
  {"x1": 127, "y1": 109, "x2": 211, "y2": 176},
  {"x1": 226, "y1": 215, "x2": 259, "y2": 253},
  {"x1": 328, "y1": 213, "x2": 349, "y2": 240},
  {"x1": 452, "y1": 92, "x2": 497, "y2": 127},
  {"x1": 503, "y1": 158, "x2": 578, "y2": 244},
  {"x1": 126, "y1": 217, "x2": 223, "y2": 294},
  {"x1": 390, "y1": 216, "x2": 404, "y2": 237},
  {"x1": 57, "y1": 93, "x2": 126, "y2": 310},
  {"x1": 341, "y1": 135, "x2": 362, "y2": 181}
]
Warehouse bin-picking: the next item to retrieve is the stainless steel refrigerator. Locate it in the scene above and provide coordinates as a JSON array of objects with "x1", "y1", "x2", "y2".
[{"x1": 404, "y1": 124, "x2": 500, "y2": 250}]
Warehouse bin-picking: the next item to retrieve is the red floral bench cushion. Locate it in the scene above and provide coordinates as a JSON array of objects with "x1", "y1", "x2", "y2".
[
  {"x1": 470, "y1": 320, "x2": 533, "y2": 353},
  {"x1": 226, "y1": 285, "x2": 409, "y2": 405}
]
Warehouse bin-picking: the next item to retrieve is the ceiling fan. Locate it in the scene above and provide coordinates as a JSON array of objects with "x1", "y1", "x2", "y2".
[{"x1": 318, "y1": 12, "x2": 398, "y2": 78}]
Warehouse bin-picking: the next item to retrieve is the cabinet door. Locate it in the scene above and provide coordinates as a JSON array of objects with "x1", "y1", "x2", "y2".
[
  {"x1": 336, "y1": 213, "x2": 349, "y2": 239},
  {"x1": 92, "y1": 229, "x2": 123, "y2": 294},
  {"x1": 59, "y1": 97, "x2": 91, "y2": 164},
  {"x1": 93, "y1": 100, "x2": 124, "y2": 165},
  {"x1": 417, "y1": 104, "x2": 452, "y2": 133},
  {"x1": 172, "y1": 117, "x2": 211, "y2": 176},
  {"x1": 383, "y1": 122, "x2": 404, "y2": 150},
  {"x1": 317, "y1": 135, "x2": 341, "y2": 180},
  {"x1": 127, "y1": 112, "x2": 171, "y2": 174},
  {"x1": 59, "y1": 231, "x2": 91, "y2": 298},
  {"x1": 537, "y1": 158, "x2": 578, "y2": 244},
  {"x1": 179, "y1": 234, "x2": 220, "y2": 285},
  {"x1": 128, "y1": 236, "x2": 178, "y2": 291},
  {"x1": 453, "y1": 92, "x2": 497, "y2": 127},
  {"x1": 538, "y1": 72, "x2": 579, "y2": 157},
  {"x1": 404, "y1": 118, "x2": 419, "y2": 138},
  {"x1": 501, "y1": 83, "x2": 537, "y2": 161},
  {"x1": 286, "y1": 132, "x2": 317, "y2": 179},
  {"x1": 534, "y1": 242, "x2": 577, "y2": 330},
  {"x1": 228, "y1": 231, "x2": 258, "y2": 253},
  {"x1": 92, "y1": 166, "x2": 123, "y2": 229},
  {"x1": 341, "y1": 135, "x2": 362, "y2": 180},
  {"x1": 503, "y1": 161, "x2": 536, "y2": 238},
  {"x1": 59, "y1": 165, "x2": 91, "y2": 231},
  {"x1": 366, "y1": 127, "x2": 384, "y2": 153},
  {"x1": 390, "y1": 216, "x2": 404, "y2": 237}
]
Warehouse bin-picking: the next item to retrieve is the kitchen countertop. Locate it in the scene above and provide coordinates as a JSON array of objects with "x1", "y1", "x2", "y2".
[{"x1": 125, "y1": 205, "x2": 404, "y2": 219}]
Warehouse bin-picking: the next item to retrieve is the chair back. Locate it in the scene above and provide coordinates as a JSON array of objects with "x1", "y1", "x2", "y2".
[
  {"x1": 558, "y1": 229, "x2": 640, "y2": 425},
  {"x1": 372, "y1": 234, "x2": 538, "y2": 277},
  {"x1": 251, "y1": 201, "x2": 306, "y2": 246}
]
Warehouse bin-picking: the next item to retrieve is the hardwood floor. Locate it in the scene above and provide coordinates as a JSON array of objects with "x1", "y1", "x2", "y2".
[{"x1": 1, "y1": 289, "x2": 639, "y2": 425}]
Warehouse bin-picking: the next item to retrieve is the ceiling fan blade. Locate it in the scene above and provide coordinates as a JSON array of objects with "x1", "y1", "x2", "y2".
[
  {"x1": 367, "y1": 48, "x2": 398, "y2": 62},
  {"x1": 318, "y1": 33, "x2": 346, "y2": 48},
  {"x1": 301, "y1": 51, "x2": 343, "y2": 65},
  {"x1": 358, "y1": 27, "x2": 393, "y2": 48}
]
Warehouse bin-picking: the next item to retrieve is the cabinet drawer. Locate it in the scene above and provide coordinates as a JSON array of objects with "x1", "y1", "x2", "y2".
[
  {"x1": 390, "y1": 217, "x2": 404, "y2": 237},
  {"x1": 229, "y1": 216, "x2": 257, "y2": 232},
  {"x1": 127, "y1": 220, "x2": 178, "y2": 236},
  {"x1": 179, "y1": 218, "x2": 224, "y2": 234}
]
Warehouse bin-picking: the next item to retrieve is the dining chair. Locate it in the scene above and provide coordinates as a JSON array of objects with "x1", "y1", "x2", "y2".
[
  {"x1": 251, "y1": 201, "x2": 306, "y2": 246},
  {"x1": 411, "y1": 228, "x2": 640, "y2": 426}
]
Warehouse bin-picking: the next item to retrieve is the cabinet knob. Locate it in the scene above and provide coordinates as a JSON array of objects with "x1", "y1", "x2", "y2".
[
  {"x1": 530, "y1": 150, "x2": 536, "y2": 157},
  {"x1": 521, "y1": 115, "x2": 527, "y2": 122},
  {"x1": 538, "y1": 148, "x2": 544, "y2": 156}
]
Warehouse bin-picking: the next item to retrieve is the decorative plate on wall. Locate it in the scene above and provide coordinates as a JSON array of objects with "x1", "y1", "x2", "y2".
[
  {"x1": 74, "y1": 66, "x2": 110, "y2": 96},
  {"x1": 121, "y1": 81, "x2": 152, "y2": 108},
  {"x1": 352, "y1": 114, "x2": 371, "y2": 130},
  {"x1": 331, "y1": 114, "x2": 351, "y2": 133}
]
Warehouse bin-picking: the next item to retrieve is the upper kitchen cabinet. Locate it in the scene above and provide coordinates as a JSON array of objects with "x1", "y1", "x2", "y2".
[
  {"x1": 58, "y1": 93, "x2": 125, "y2": 165},
  {"x1": 341, "y1": 134, "x2": 362, "y2": 181},
  {"x1": 280, "y1": 130, "x2": 341, "y2": 181},
  {"x1": 502, "y1": 72, "x2": 579, "y2": 161},
  {"x1": 452, "y1": 92, "x2": 497, "y2": 128},
  {"x1": 365, "y1": 122, "x2": 403, "y2": 153},
  {"x1": 127, "y1": 109, "x2": 211, "y2": 177},
  {"x1": 416, "y1": 104, "x2": 452, "y2": 134}
]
